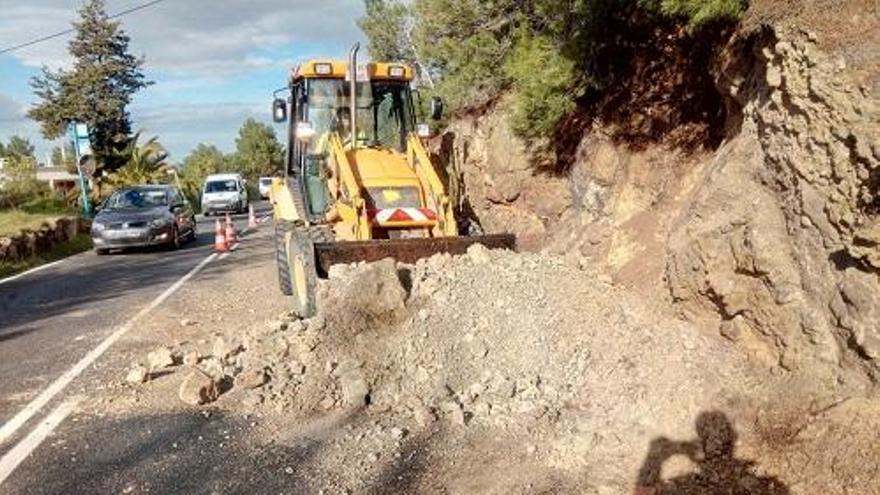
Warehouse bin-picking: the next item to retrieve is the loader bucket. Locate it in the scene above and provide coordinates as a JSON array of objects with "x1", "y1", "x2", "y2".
[{"x1": 312, "y1": 234, "x2": 516, "y2": 277}]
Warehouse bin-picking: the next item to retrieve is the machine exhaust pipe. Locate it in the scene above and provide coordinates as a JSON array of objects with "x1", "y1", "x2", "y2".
[{"x1": 348, "y1": 42, "x2": 359, "y2": 147}]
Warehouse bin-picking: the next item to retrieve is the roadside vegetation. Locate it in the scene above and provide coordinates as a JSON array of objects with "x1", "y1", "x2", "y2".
[
  {"x1": 360, "y1": 0, "x2": 747, "y2": 142},
  {"x1": 178, "y1": 119, "x2": 284, "y2": 207},
  {"x1": 0, "y1": 234, "x2": 92, "y2": 279},
  {"x1": 8, "y1": 0, "x2": 284, "y2": 217}
]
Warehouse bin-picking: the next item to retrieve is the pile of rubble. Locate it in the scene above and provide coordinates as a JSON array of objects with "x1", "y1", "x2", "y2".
[
  {"x1": 123, "y1": 245, "x2": 879, "y2": 491},
  {"x1": 128, "y1": 246, "x2": 756, "y2": 439}
]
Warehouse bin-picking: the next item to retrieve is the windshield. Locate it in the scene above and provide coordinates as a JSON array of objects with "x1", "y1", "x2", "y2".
[
  {"x1": 259, "y1": 178, "x2": 272, "y2": 185},
  {"x1": 306, "y1": 79, "x2": 414, "y2": 153},
  {"x1": 104, "y1": 188, "x2": 168, "y2": 209},
  {"x1": 205, "y1": 180, "x2": 238, "y2": 193}
]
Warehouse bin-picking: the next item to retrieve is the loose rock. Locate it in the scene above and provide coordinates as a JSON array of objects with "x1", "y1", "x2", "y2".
[
  {"x1": 235, "y1": 369, "x2": 267, "y2": 390},
  {"x1": 126, "y1": 365, "x2": 149, "y2": 384},
  {"x1": 183, "y1": 351, "x2": 200, "y2": 366},
  {"x1": 179, "y1": 369, "x2": 220, "y2": 405},
  {"x1": 147, "y1": 347, "x2": 175, "y2": 370}
]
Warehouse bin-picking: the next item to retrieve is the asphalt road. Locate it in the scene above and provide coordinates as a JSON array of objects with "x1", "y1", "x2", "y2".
[
  {"x1": 0, "y1": 202, "x2": 271, "y2": 461},
  {"x1": 0, "y1": 199, "x2": 440, "y2": 494}
]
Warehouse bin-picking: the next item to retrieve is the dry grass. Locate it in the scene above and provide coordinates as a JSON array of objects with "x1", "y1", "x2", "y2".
[{"x1": 0, "y1": 210, "x2": 62, "y2": 237}]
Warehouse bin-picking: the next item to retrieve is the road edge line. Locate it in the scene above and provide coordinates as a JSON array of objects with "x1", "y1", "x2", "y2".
[
  {"x1": 0, "y1": 259, "x2": 68, "y2": 286},
  {"x1": 0, "y1": 397, "x2": 81, "y2": 486},
  {"x1": 0, "y1": 252, "x2": 218, "y2": 447}
]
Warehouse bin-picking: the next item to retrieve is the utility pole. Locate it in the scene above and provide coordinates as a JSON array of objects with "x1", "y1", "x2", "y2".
[{"x1": 68, "y1": 122, "x2": 94, "y2": 217}]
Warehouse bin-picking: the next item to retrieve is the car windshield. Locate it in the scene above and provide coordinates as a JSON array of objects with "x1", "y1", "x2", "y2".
[
  {"x1": 306, "y1": 79, "x2": 414, "y2": 153},
  {"x1": 259, "y1": 178, "x2": 272, "y2": 185},
  {"x1": 104, "y1": 188, "x2": 168, "y2": 210},
  {"x1": 205, "y1": 180, "x2": 237, "y2": 193}
]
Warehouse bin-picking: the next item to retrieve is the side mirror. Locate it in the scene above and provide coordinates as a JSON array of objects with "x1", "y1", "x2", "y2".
[
  {"x1": 272, "y1": 98, "x2": 288, "y2": 123},
  {"x1": 430, "y1": 96, "x2": 444, "y2": 120}
]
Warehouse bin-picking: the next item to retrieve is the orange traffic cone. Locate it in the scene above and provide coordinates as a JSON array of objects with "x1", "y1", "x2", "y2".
[
  {"x1": 213, "y1": 219, "x2": 228, "y2": 252},
  {"x1": 225, "y1": 213, "x2": 237, "y2": 246},
  {"x1": 248, "y1": 204, "x2": 257, "y2": 229}
]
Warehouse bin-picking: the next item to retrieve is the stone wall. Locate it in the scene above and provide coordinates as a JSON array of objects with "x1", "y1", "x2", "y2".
[{"x1": 0, "y1": 217, "x2": 89, "y2": 263}]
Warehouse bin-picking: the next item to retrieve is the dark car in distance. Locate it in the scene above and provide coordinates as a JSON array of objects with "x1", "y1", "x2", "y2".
[{"x1": 90, "y1": 185, "x2": 197, "y2": 254}]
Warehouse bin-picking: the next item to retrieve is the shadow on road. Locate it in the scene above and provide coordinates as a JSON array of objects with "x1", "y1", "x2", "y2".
[
  {"x1": 634, "y1": 411, "x2": 789, "y2": 495},
  {"x1": 2, "y1": 404, "x2": 446, "y2": 495}
]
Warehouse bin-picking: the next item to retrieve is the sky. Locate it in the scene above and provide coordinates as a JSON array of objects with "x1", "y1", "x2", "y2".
[{"x1": 0, "y1": 0, "x2": 366, "y2": 164}]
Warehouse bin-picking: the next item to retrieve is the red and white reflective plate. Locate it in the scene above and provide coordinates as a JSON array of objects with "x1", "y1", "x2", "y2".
[{"x1": 367, "y1": 208, "x2": 438, "y2": 224}]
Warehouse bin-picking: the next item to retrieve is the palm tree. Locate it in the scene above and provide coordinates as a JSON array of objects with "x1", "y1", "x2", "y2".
[{"x1": 106, "y1": 133, "x2": 170, "y2": 187}]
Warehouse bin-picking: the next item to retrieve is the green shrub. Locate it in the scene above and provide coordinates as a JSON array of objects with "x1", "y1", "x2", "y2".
[
  {"x1": 19, "y1": 196, "x2": 74, "y2": 215},
  {"x1": 362, "y1": 0, "x2": 747, "y2": 144},
  {"x1": 642, "y1": 0, "x2": 747, "y2": 28},
  {"x1": 505, "y1": 35, "x2": 578, "y2": 139}
]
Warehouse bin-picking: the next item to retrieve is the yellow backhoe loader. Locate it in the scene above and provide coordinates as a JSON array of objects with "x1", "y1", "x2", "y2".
[{"x1": 270, "y1": 43, "x2": 516, "y2": 317}]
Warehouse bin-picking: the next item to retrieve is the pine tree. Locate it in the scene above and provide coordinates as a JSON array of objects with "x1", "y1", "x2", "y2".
[
  {"x1": 28, "y1": 0, "x2": 151, "y2": 178},
  {"x1": 358, "y1": 0, "x2": 415, "y2": 62}
]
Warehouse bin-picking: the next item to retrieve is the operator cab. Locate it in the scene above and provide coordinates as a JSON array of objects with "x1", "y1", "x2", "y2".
[{"x1": 272, "y1": 61, "x2": 435, "y2": 224}]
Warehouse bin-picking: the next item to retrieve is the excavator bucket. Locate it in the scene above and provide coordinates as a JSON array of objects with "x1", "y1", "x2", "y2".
[{"x1": 312, "y1": 234, "x2": 516, "y2": 277}]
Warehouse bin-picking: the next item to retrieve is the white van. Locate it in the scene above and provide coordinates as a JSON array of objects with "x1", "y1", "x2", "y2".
[{"x1": 201, "y1": 173, "x2": 248, "y2": 215}]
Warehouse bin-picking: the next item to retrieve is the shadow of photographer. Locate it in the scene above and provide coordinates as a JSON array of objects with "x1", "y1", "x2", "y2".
[{"x1": 634, "y1": 411, "x2": 789, "y2": 495}]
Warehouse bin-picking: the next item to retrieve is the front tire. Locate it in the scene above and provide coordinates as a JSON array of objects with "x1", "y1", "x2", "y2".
[
  {"x1": 185, "y1": 217, "x2": 198, "y2": 242},
  {"x1": 95, "y1": 248, "x2": 109, "y2": 255},
  {"x1": 286, "y1": 228, "x2": 318, "y2": 318},
  {"x1": 275, "y1": 221, "x2": 294, "y2": 296},
  {"x1": 167, "y1": 225, "x2": 181, "y2": 250}
]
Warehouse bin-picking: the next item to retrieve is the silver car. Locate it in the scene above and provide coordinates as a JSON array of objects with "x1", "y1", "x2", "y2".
[{"x1": 91, "y1": 185, "x2": 197, "y2": 254}]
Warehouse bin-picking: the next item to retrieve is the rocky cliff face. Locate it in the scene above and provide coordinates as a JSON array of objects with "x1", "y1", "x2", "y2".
[
  {"x1": 440, "y1": 8, "x2": 880, "y2": 385},
  {"x1": 668, "y1": 25, "x2": 879, "y2": 383}
]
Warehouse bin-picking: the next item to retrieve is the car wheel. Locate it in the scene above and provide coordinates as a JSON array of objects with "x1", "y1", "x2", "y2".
[
  {"x1": 95, "y1": 248, "x2": 110, "y2": 255},
  {"x1": 168, "y1": 225, "x2": 181, "y2": 250},
  {"x1": 186, "y1": 218, "x2": 198, "y2": 242}
]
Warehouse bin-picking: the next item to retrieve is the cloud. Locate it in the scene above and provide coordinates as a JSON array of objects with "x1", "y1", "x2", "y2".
[
  {"x1": 0, "y1": 0, "x2": 369, "y2": 160},
  {"x1": 131, "y1": 101, "x2": 274, "y2": 160},
  {"x1": 0, "y1": 93, "x2": 26, "y2": 123},
  {"x1": 0, "y1": 0, "x2": 367, "y2": 76}
]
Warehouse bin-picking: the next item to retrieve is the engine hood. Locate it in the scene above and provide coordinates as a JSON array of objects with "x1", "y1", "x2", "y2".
[{"x1": 346, "y1": 148, "x2": 419, "y2": 187}]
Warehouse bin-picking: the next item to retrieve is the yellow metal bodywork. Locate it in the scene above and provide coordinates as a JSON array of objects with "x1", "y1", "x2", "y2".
[
  {"x1": 293, "y1": 60, "x2": 414, "y2": 82},
  {"x1": 273, "y1": 59, "x2": 456, "y2": 241},
  {"x1": 272, "y1": 131, "x2": 457, "y2": 241},
  {"x1": 271, "y1": 177, "x2": 301, "y2": 223}
]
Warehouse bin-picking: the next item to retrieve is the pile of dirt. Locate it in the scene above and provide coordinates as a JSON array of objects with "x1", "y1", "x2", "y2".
[{"x1": 122, "y1": 244, "x2": 880, "y2": 491}]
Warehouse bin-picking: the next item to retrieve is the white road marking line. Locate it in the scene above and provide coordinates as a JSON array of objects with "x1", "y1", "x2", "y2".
[
  {"x1": 0, "y1": 252, "x2": 218, "y2": 448},
  {"x1": 218, "y1": 252, "x2": 230, "y2": 260},
  {"x1": 0, "y1": 397, "x2": 81, "y2": 486},
  {"x1": 0, "y1": 259, "x2": 67, "y2": 286}
]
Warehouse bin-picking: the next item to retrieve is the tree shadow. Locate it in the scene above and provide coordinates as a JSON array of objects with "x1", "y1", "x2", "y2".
[{"x1": 634, "y1": 411, "x2": 789, "y2": 495}]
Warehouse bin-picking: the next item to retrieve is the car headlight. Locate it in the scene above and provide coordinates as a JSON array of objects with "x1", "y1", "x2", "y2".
[
  {"x1": 150, "y1": 218, "x2": 171, "y2": 228},
  {"x1": 92, "y1": 222, "x2": 105, "y2": 231}
]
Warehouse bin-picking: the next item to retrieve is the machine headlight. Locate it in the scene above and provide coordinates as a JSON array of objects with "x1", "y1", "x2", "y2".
[
  {"x1": 388, "y1": 65, "x2": 405, "y2": 78},
  {"x1": 314, "y1": 63, "x2": 332, "y2": 75}
]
